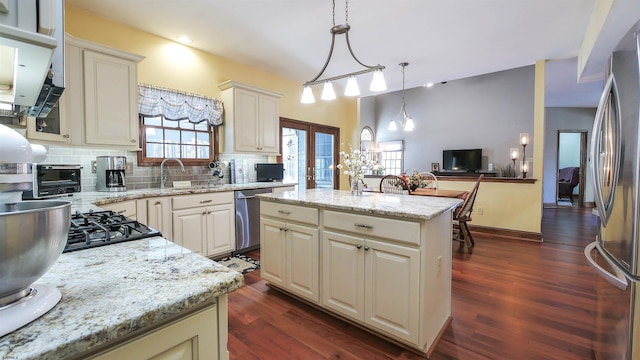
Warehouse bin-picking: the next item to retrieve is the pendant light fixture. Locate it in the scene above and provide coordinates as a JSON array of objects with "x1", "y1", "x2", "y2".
[
  {"x1": 300, "y1": 0, "x2": 386, "y2": 104},
  {"x1": 388, "y1": 62, "x2": 415, "y2": 131}
]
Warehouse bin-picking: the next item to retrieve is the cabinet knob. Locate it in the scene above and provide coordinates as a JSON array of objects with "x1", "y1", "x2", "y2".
[
  {"x1": 63, "y1": 134, "x2": 70, "y2": 138},
  {"x1": 364, "y1": 246, "x2": 370, "y2": 251},
  {"x1": 356, "y1": 244, "x2": 362, "y2": 249},
  {"x1": 154, "y1": 201, "x2": 161, "y2": 205}
]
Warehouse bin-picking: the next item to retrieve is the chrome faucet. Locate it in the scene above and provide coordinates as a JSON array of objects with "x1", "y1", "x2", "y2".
[{"x1": 160, "y1": 158, "x2": 186, "y2": 190}]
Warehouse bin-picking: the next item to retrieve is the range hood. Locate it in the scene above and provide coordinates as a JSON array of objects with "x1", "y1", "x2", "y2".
[{"x1": 0, "y1": 23, "x2": 57, "y2": 107}]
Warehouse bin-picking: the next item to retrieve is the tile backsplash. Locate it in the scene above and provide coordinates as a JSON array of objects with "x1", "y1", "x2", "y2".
[{"x1": 43, "y1": 145, "x2": 269, "y2": 191}]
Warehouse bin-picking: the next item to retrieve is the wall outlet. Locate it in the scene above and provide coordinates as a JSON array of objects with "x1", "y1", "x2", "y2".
[
  {"x1": 126, "y1": 162, "x2": 133, "y2": 174},
  {"x1": 91, "y1": 160, "x2": 97, "y2": 173},
  {"x1": 476, "y1": 207, "x2": 483, "y2": 215}
]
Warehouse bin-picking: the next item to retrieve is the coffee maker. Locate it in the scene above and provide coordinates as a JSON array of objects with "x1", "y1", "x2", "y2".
[{"x1": 96, "y1": 156, "x2": 126, "y2": 192}]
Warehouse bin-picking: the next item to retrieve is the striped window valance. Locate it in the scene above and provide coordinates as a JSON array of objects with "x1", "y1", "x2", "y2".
[{"x1": 138, "y1": 84, "x2": 224, "y2": 127}]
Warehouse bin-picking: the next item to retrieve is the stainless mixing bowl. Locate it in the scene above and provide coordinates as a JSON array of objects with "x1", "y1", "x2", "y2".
[{"x1": 0, "y1": 200, "x2": 71, "y2": 304}]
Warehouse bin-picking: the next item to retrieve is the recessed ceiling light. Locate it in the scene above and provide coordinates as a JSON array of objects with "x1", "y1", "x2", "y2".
[{"x1": 177, "y1": 36, "x2": 193, "y2": 44}]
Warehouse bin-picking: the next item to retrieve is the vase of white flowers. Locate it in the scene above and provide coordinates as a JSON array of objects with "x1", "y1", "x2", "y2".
[{"x1": 336, "y1": 144, "x2": 382, "y2": 195}]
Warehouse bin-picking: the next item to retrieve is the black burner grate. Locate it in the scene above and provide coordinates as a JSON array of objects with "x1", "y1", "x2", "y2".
[{"x1": 65, "y1": 210, "x2": 161, "y2": 252}]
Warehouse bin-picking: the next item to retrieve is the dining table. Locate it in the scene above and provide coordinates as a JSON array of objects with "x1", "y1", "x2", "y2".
[{"x1": 410, "y1": 188, "x2": 468, "y2": 199}]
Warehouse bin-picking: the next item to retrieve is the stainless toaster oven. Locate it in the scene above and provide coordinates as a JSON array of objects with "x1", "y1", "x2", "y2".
[{"x1": 23, "y1": 164, "x2": 82, "y2": 199}]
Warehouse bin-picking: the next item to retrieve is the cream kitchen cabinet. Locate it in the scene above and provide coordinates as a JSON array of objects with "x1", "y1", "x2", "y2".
[
  {"x1": 64, "y1": 35, "x2": 144, "y2": 150},
  {"x1": 218, "y1": 81, "x2": 281, "y2": 155},
  {"x1": 99, "y1": 200, "x2": 137, "y2": 220},
  {"x1": 172, "y1": 192, "x2": 235, "y2": 258},
  {"x1": 256, "y1": 191, "x2": 456, "y2": 356},
  {"x1": 322, "y1": 230, "x2": 420, "y2": 344},
  {"x1": 26, "y1": 94, "x2": 71, "y2": 144},
  {"x1": 141, "y1": 197, "x2": 172, "y2": 239},
  {"x1": 260, "y1": 201, "x2": 319, "y2": 302},
  {"x1": 88, "y1": 297, "x2": 229, "y2": 360}
]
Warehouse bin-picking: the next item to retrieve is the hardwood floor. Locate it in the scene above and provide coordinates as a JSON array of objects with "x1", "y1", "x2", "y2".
[{"x1": 228, "y1": 207, "x2": 599, "y2": 359}]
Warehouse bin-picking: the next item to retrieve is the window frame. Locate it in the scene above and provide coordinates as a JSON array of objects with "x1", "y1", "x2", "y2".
[
  {"x1": 378, "y1": 140, "x2": 404, "y2": 176},
  {"x1": 137, "y1": 115, "x2": 219, "y2": 166}
]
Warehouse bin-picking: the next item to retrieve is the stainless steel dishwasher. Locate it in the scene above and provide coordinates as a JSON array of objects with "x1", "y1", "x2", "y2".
[{"x1": 234, "y1": 188, "x2": 273, "y2": 254}]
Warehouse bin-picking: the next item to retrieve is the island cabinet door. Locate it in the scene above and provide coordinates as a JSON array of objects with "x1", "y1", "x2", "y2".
[
  {"x1": 260, "y1": 218, "x2": 287, "y2": 287},
  {"x1": 364, "y1": 239, "x2": 420, "y2": 344},
  {"x1": 286, "y1": 223, "x2": 319, "y2": 302},
  {"x1": 321, "y1": 230, "x2": 365, "y2": 322}
]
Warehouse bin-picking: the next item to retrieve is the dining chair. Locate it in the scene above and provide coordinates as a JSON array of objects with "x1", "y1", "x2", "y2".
[
  {"x1": 452, "y1": 174, "x2": 484, "y2": 253},
  {"x1": 379, "y1": 175, "x2": 408, "y2": 194},
  {"x1": 416, "y1": 172, "x2": 438, "y2": 189}
]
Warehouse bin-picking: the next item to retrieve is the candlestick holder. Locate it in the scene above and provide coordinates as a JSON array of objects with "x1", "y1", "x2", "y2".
[
  {"x1": 509, "y1": 147, "x2": 519, "y2": 178},
  {"x1": 521, "y1": 144, "x2": 527, "y2": 178},
  {"x1": 519, "y1": 133, "x2": 529, "y2": 178}
]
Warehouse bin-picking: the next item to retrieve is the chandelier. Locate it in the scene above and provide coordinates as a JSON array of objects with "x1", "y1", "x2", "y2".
[
  {"x1": 388, "y1": 62, "x2": 415, "y2": 131},
  {"x1": 300, "y1": 0, "x2": 387, "y2": 104}
]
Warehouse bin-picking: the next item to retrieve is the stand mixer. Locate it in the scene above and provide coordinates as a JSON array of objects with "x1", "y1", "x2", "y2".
[{"x1": 0, "y1": 124, "x2": 71, "y2": 337}]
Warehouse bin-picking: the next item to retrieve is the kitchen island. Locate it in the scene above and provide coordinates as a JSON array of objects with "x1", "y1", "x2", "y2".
[
  {"x1": 258, "y1": 189, "x2": 462, "y2": 357},
  {"x1": 0, "y1": 237, "x2": 243, "y2": 359}
]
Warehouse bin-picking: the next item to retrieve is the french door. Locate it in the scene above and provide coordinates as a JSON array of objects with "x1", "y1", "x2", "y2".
[{"x1": 279, "y1": 118, "x2": 340, "y2": 190}]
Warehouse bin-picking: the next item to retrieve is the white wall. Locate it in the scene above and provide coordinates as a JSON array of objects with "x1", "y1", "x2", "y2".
[
  {"x1": 543, "y1": 107, "x2": 596, "y2": 204},
  {"x1": 366, "y1": 66, "x2": 536, "y2": 175}
]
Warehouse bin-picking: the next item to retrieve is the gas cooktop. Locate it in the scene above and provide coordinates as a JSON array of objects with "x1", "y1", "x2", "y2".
[{"x1": 65, "y1": 210, "x2": 161, "y2": 252}]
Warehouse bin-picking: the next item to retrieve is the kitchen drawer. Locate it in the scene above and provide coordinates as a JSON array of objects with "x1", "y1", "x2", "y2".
[
  {"x1": 261, "y1": 201, "x2": 319, "y2": 226},
  {"x1": 172, "y1": 192, "x2": 233, "y2": 210},
  {"x1": 100, "y1": 200, "x2": 137, "y2": 219},
  {"x1": 323, "y1": 210, "x2": 420, "y2": 246}
]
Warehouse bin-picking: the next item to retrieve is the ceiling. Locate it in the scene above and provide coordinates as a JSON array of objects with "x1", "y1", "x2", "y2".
[{"x1": 66, "y1": 0, "x2": 622, "y2": 108}]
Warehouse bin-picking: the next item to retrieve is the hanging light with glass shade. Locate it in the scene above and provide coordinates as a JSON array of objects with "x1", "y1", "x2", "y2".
[
  {"x1": 300, "y1": 0, "x2": 386, "y2": 104},
  {"x1": 388, "y1": 62, "x2": 415, "y2": 131}
]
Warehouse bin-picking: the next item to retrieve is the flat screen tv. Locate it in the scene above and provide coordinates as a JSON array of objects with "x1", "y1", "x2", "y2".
[
  {"x1": 442, "y1": 149, "x2": 482, "y2": 172},
  {"x1": 256, "y1": 163, "x2": 284, "y2": 182}
]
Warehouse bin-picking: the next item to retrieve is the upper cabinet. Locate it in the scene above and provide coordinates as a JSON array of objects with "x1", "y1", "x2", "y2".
[
  {"x1": 43, "y1": 35, "x2": 144, "y2": 149},
  {"x1": 218, "y1": 81, "x2": 281, "y2": 155}
]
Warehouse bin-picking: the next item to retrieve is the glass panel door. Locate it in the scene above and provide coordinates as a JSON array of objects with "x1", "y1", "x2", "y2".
[
  {"x1": 282, "y1": 127, "x2": 308, "y2": 190},
  {"x1": 280, "y1": 119, "x2": 340, "y2": 190},
  {"x1": 313, "y1": 131, "x2": 336, "y2": 189}
]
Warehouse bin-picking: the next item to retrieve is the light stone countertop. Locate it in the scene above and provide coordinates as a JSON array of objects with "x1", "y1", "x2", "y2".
[
  {"x1": 66, "y1": 182, "x2": 295, "y2": 212},
  {"x1": 0, "y1": 237, "x2": 244, "y2": 360},
  {"x1": 258, "y1": 189, "x2": 462, "y2": 220}
]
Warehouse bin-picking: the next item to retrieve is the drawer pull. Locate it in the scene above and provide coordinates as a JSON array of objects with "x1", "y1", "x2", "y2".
[
  {"x1": 354, "y1": 223, "x2": 373, "y2": 229},
  {"x1": 117, "y1": 210, "x2": 126, "y2": 214},
  {"x1": 154, "y1": 201, "x2": 161, "y2": 205},
  {"x1": 279, "y1": 227, "x2": 288, "y2": 232},
  {"x1": 278, "y1": 210, "x2": 291, "y2": 215},
  {"x1": 199, "y1": 199, "x2": 213, "y2": 203}
]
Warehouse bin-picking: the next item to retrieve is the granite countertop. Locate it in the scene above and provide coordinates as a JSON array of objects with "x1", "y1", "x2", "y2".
[
  {"x1": 0, "y1": 237, "x2": 244, "y2": 360},
  {"x1": 68, "y1": 182, "x2": 295, "y2": 212},
  {"x1": 258, "y1": 189, "x2": 462, "y2": 220}
]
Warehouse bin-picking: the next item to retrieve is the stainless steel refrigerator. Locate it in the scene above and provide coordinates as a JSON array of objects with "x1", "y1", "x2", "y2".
[{"x1": 584, "y1": 22, "x2": 640, "y2": 360}]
